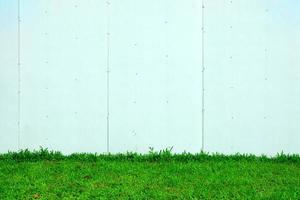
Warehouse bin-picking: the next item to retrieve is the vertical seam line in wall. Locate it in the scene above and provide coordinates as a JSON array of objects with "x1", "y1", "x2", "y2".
[
  {"x1": 17, "y1": 0, "x2": 21, "y2": 151},
  {"x1": 201, "y1": 0, "x2": 205, "y2": 152},
  {"x1": 106, "y1": 0, "x2": 111, "y2": 153}
]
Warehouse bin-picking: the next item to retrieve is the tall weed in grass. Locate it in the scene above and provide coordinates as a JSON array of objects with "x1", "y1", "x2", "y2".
[{"x1": 0, "y1": 147, "x2": 299, "y2": 163}]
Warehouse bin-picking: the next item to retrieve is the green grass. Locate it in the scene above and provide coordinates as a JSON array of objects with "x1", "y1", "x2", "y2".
[{"x1": 0, "y1": 149, "x2": 300, "y2": 199}]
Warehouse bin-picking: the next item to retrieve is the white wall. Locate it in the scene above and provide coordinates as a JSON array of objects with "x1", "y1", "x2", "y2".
[
  {"x1": 0, "y1": 0, "x2": 299, "y2": 155},
  {"x1": 0, "y1": 1, "x2": 18, "y2": 152},
  {"x1": 204, "y1": 0, "x2": 300, "y2": 155}
]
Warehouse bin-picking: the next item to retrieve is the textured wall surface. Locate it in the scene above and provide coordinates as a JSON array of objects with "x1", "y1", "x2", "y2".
[{"x1": 0, "y1": 0, "x2": 299, "y2": 155}]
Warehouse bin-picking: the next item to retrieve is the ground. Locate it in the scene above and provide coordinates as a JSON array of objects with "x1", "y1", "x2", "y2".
[{"x1": 0, "y1": 150, "x2": 299, "y2": 199}]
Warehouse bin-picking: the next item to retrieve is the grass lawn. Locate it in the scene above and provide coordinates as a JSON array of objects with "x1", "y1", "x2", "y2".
[{"x1": 0, "y1": 149, "x2": 300, "y2": 199}]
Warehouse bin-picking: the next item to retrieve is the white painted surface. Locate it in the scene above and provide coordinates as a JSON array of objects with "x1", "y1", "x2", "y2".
[
  {"x1": 0, "y1": 1, "x2": 299, "y2": 155},
  {"x1": 0, "y1": 1, "x2": 18, "y2": 152},
  {"x1": 109, "y1": 0, "x2": 203, "y2": 153},
  {"x1": 19, "y1": 1, "x2": 108, "y2": 153},
  {"x1": 204, "y1": 1, "x2": 300, "y2": 155}
]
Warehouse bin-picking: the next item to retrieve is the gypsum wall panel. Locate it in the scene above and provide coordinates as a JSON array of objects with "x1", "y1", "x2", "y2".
[
  {"x1": 0, "y1": 1, "x2": 19, "y2": 152},
  {"x1": 19, "y1": 0, "x2": 108, "y2": 154},
  {"x1": 204, "y1": 0, "x2": 300, "y2": 155},
  {"x1": 109, "y1": 0, "x2": 203, "y2": 153}
]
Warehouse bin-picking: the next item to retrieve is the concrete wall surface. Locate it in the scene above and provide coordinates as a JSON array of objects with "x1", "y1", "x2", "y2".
[{"x1": 0, "y1": 0, "x2": 299, "y2": 155}]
